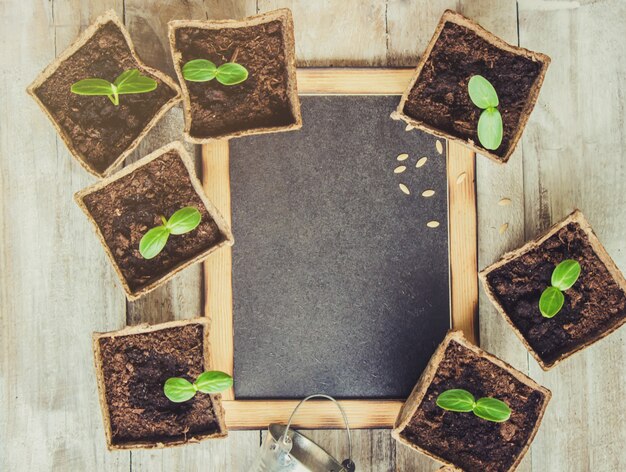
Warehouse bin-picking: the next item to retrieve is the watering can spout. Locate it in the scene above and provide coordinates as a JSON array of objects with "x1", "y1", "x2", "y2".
[{"x1": 249, "y1": 394, "x2": 355, "y2": 472}]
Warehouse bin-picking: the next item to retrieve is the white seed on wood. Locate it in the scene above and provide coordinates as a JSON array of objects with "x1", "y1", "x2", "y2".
[
  {"x1": 498, "y1": 198, "x2": 512, "y2": 206},
  {"x1": 427, "y1": 220, "x2": 440, "y2": 228},
  {"x1": 422, "y1": 189, "x2": 435, "y2": 197},
  {"x1": 399, "y1": 183, "x2": 410, "y2": 195},
  {"x1": 436, "y1": 140, "x2": 443, "y2": 154},
  {"x1": 394, "y1": 165, "x2": 407, "y2": 173},
  {"x1": 456, "y1": 172, "x2": 467, "y2": 184},
  {"x1": 397, "y1": 153, "x2": 409, "y2": 161},
  {"x1": 416, "y1": 157, "x2": 428, "y2": 168},
  {"x1": 405, "y1": 123, "x2": 415, "y2": 131},
  {"x1": 499, "y1": 223, "x2": 509, "y2": 234}
]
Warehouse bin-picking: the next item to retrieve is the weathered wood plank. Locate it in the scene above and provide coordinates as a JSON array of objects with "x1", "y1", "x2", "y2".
[
  {"x1": 519, "y1": 2, "x2": 626, "y2": 471},
  {"x1": 0, "y1": 1, "x2": 129, "y2": 470},
  {"x1": 259, "y1": 0, "x2": 388, "y2": 66}
]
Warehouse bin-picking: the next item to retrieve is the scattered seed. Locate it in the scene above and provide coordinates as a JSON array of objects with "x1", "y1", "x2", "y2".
[
  {"x1": 405, "y1": 123, "x2": 415, "y2": 131},
  {"x1": 456, "y1": 172, "x2": 467, "y2": 184},
  {"x1": 498, "y1": 198, "x2": 511, "y2": 206},
  {"x1": 399, "y1": 183, "x2": 410, "y2": 195},
  {"x1": 422, "y1": 189, "x2": 435, "y2": 197},
  {"x1": 436, "y1": 140, "x2": 443, "y2": 155},
  {"x1": 394, "y1": 165, "x2": 407, "y2": 174},
  {"x1": 499, "y1": 223, "x2": 509, "y2": 234},
  {"x1": 397, "y1": 153, "x2": 409, "y2": 161},
  {"x1": 427, "y1": 220, "x2": 440, "y2": 228},
  {"x1": 416, "y1": 157, "x2": 428, "y2": 168}
]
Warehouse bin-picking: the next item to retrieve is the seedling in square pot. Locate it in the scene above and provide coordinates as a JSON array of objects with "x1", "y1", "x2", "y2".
[
  {"x1": 468, "y1": 75, "x2": 503, "y2": 150},
  {"x1": 139, "y1": 206, "x2": 202, "y2": 259},
  {"x1": 436, "y1": 389, "x2": 511, "y2": 422},
  {"x1": 164, "y1": 370, "x2": 234, "y2": 403},
  {"x1": 539, "y1": 259, "x2": 581, "y2": 318},
  {"x1": 71, "y1": 69, "x2": 157, "y2": 106}
]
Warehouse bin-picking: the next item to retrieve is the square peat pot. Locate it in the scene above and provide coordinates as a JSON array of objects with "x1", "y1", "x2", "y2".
[
  {"x1": 480, "y1": 210, "x2": 626, "y2": 370},
  {"x1": 392, "y1": 331, "x2": 551, "y2": 472},
  {"x1": 27, "y1": 10, "x2": 181, "y2": 178},
  {"x1": 93, "y1": 318, "x2": 227, "y2": 449},
  {"x1": 393, "y1": 10, "x2": 550, "y2": 164},
  {"x1": 75, "y1": 141, "x2": 233, "y2": 300},
  {"x1": 168, "y1": 8, "x2": 302, "y2": 143}
]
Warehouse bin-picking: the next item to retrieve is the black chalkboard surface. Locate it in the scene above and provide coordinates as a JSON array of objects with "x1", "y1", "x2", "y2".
[{"x1": 229, "y1": 95, "x2": 450, "y2": 399}]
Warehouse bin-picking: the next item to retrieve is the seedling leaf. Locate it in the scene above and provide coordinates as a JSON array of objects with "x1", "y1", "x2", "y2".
[
  {"x1": 139, "y1": 226, "x2": 170, "y2": 259},
  {"x1": 116, "y1": 73, "x2": 157, "y2": 95},
  {"x1": 164, "y1": 377, "x2": 197, "y2": 403},
  {"x1": 436, "y1": 389, "x2": 475, "y2": 412},
  {"x1": 215, "y1": 62, "x2": 249, "y2": 85},
  {"x1": 166, "y1": 207, "x2": 202, "y2": 235},
  {"x1": 539, "y1": 286, "x2": 565, "y2": 318},
  {"x1": 71, "y1": 79, "x2": 115, "y2": 96},
  {"x1": 182, "y1": 59, "x2": 218, "y2": 82},
  {"x1": 195, "y1": 371, "x2": 234, "y2": 394},
  {"x1": 477, "y1": 108, "x2": 503, "y2": 150},
  {"x1": 114, "y1": 69, "x2": 139, "y2": 87},
  {"x1": 473, "y1": 397, "x2": 511, "y2": 422},
  {"x1": 551, "y1": 259, "x2": 581, "y2": 291},
  {"x1": 468, "y1": 75, "x2": 499, "y2": 109}
]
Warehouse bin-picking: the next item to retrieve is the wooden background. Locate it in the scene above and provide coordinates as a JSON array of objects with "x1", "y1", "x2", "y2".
[{"x1": 2, "y1": 0, "x2": 625, "y2": 470}]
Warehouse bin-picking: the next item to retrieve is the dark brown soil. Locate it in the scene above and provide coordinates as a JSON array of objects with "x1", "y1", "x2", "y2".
[
  {"x1": 403, "y1": 21, "x2": 544, "y2": 160},
  {"x1": 174, "y1": 20, "x2": 296, "y2": 138},
  {"x1": 98, "y1": 324, "x2": 223, "y2": 445},
  {"x1": 82, "y1": 150, "x2": 224, "y2": 292},
  {"x1": 400, "y1": 341, "x2": 547, "y2": 472},
  {"x1": 486, "y1": 223, "x2": 626, "y2": 365},
  {"x1": 34, "y1": 21, "x2": 177, "y2": 174}
]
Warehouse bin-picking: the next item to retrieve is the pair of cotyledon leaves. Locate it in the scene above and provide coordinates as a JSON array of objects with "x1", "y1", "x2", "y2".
[
  {"x1": 436, "y1": 389, "x2": 511, "y2": 423},
  {"x1": 182, "y1": 59, "x2": 248, "y2": 85},
  {"x1": 139, "y1": 207, "x2": 202, "y2": 260},
  {"x1": 468, "y1": 75, "x2": 503, "y2": 151},
  {"x1": 539, "y1": 259, "x2": 581, "y2": 318},
  {"x1": 164, "y1": 370, "x2": 233, "y2": 403},
  {"x1": 71, "y1": 69, "x2": 157, "y2": 106}
]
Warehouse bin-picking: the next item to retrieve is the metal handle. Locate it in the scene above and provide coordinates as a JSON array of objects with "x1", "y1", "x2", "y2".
[{"x1": 280, "y1": 394, "x2": 355, "y2": 471}]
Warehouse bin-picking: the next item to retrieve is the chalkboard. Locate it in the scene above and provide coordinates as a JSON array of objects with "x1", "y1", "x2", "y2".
[{"x1": 228, "y1": 95, "x2": 451, "y2": 400}]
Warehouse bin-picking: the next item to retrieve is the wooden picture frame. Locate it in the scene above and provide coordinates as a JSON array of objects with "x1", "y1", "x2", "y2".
[{"x1": 202, "y1": 68, "x2": 478, "y2": 429}]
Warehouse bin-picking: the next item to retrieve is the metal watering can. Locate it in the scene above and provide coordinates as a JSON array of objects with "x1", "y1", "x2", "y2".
[{"x1": 249, "y1": 394, "x2": 356, "y2": 472}]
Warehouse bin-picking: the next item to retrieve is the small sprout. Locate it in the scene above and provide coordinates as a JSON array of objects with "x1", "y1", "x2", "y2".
[
  {"x1": 436, "y1": 389, "x2": 511, "y2": 423},
  {"x1": 539, "y1": 259, "x2": 581, "y2": 318},
  {"x1": 70, "y1": 69, "x2": 157, "y2": 106},
  {"x1": 182, "y1": 59, "x2": 248, "y2": 85},
  {"x1": 139, "y1": 206, "x2": 201, "y2": 259},
  {"x1": 468, "y1": 75, "x2": 503, "y2": 150},
  {"x1": 164, "y1": 370, "x2": 233, "y2": 403}
]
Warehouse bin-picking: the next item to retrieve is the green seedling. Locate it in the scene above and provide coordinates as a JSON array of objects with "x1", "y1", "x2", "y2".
[
  {"x1": 539, "y1": 259, "x2": 581, "y2": 318},
  {"x1": 70, "y1": 69, "x2": 157, "y2": 106},
  {"x1": 182, "y1": 59, "x2": 248, "y2": 85},
  {"x1": 436, "y1": 389, "x2": 511, "y2": 423},
  {"x1": 468, "y1": 75, "x2": 503, "y2": 150},
  {"x1": 139, "y1": 206, "x2": 201, "y2": 260},
  {"x1": 164, "y1": 370, "x2": 233, "y2": 403}
]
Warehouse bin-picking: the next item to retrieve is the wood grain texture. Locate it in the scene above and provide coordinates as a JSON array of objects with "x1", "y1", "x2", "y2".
[
  {"x1": 0, "y1": 1, "x2": 129, "y2": 471},
  {"x1": 519, "y1": 2, "x2": 626, "y2": 471},
  {"x1": 447, "y1": 142, "x2": 478, "y2": 344},
  {"x1": 202, "y1": 141, "x2": 235, "y2": 401},
  {"x1": 3, "y1": 0, "x2": 625, "y2": 470},
  {"x1": 297, "y1": 68, "x2": 413, "y2": 95}
]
